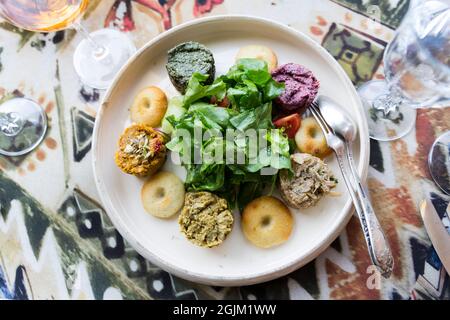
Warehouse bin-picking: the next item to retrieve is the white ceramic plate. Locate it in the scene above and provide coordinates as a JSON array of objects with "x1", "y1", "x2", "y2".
[{"x1": 92, "y1": 15, "x2": 369, "y2": 286}]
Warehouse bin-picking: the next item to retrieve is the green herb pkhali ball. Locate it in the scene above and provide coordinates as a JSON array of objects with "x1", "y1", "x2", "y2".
[{"x1": 166, "y1": 41, "x2": 215, "y2": 94}]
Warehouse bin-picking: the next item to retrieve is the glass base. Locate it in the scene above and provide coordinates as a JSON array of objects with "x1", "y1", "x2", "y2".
[
  {"x1": 0, "y1": 98, "x2": 48, "y2": 157},
  {"x1": 73, "y1": 28, "x2": 136, "y2": 90},
  {"x1": 358, "y1": 80, "x2": 416, "y2": 141},
  {"x1": 429, "y1": 131, "x2": 450, "y2": 195}
]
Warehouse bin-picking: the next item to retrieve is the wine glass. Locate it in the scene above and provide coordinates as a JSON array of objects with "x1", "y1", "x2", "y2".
[
  {"x1": 0, "y1": 0, "x2": 136, "y2": 156},
  {"x1": 358, "y1": 0, "x2": 450, "y2": 142},
  {"x1": 429, "y1": 131, "x2": 450, "y2": 194}
]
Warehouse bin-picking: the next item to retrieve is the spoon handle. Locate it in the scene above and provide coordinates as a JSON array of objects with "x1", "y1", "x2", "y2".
[
  {"x1": 345, "y1": 143, "x2": 394, "y2": 278},
  {"x1": 331, "y1": 144, "x2": 380, "y2": 272},
  {"x1": 309, "y1": 101, "x2": 393, "y2": 277}
]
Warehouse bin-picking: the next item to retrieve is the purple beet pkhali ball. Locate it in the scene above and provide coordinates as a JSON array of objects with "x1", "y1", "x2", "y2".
[{"x1": 271, "y1": 63, "x2": 320, "y2": 112}]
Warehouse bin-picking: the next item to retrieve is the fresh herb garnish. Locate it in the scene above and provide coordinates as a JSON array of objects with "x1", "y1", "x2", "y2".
[{"x1": 125, "y1": 133, "x2": 153, "y2": 160}]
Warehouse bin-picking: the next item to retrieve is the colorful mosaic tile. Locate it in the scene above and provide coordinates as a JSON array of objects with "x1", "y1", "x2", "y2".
[
  {"x1": 322, "y1": 23, "x2": 385, "y2": 86},
  {"x1": 331, "y1": 0, "x2": 411, "y2": 29}
]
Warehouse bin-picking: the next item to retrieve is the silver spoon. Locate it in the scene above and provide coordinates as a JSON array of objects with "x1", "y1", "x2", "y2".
[{"x1": 316, "y1": 95, "x2": 394, "y2": 278}]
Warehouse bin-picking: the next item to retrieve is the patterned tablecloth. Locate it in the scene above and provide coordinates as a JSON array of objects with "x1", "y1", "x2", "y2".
[{"x1": 0, "y1": 0, "x2": 449, "y2": 300}]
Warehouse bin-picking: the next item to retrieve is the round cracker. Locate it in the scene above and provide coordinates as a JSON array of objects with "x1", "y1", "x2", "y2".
[
  {"x1": 242, "y1": 196, "x2": 293, "y2": 248},
  {"x1": 295, "y1": 117, "x2": 332, "y2": 159},
  {"x1": 236, "y1": 45, "x2": 278, "y2": 71},
  {"x1": 141, "y1": 171, "x2": 185, "y2": 219},
  {"x1": 130, "y1": 86, "x2": 168, "y2": 127}
]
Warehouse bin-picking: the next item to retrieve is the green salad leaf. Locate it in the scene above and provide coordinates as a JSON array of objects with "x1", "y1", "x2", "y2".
[
  {"x1": 189, "y1": 102, "x2": 231, "y2": 128},
  {"x1": 161, "y1": 96, "x2": 185, "y2": 134},
  {"x1": 166, "y1": 58, "x2": 291, "y2": 211},
  {"x1": 229, "y1": 102, "x2": 272, "y2": 131},
  {"x1": 224, "y1": 58, "x2": 284, "y2": 111},
  {"x1": 183, "y1": 73, "x2": 227, "y2": 107}
]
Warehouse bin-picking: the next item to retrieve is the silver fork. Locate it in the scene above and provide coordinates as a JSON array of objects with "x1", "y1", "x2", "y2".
[{"x1": 309, "y1": 102, "x2": 394, "y2": 278}]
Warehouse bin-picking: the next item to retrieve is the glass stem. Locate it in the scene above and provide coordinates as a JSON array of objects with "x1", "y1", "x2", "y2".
[
  {"x1": 372, "y1": 86, "x2": 404, "y2": 119},
  {"x1": 0, "y1": 112, "x2": 24, "y2": 137},
  {"x1": 73, "y1": 21, "x2": 108, "y2": 59}
]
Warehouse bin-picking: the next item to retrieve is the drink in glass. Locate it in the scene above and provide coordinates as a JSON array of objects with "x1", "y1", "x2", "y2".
[{"x1": 0, "y1": 0, "x2": 136, "y2": 156}]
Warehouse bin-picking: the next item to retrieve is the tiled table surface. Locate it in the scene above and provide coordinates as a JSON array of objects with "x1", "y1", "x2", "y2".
[{"x1": 0, "y1": 0, "x2": 449, "y2": 300}]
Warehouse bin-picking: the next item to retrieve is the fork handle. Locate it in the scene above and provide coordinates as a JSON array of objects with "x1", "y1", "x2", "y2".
[
  {"x1": 345, "y1": 144, "x2": 394, "y2": 278},
  {"x1": 333, "y1": 148, "x2": 393, "y2": 278}
]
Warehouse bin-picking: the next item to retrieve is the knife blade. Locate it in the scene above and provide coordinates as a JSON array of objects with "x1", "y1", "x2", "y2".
[{"x1": 419, "y1": 198, "x2": 450, "y2": 275}]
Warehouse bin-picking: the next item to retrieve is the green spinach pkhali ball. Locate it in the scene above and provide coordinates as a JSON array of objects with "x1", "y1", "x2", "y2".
[{"x1": 166, "y1": 42, "x2": 215, "y2": 93}]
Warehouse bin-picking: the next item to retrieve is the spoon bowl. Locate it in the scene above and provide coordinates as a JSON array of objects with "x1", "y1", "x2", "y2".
[{"x1": 316, "y1": 95, "x2": 358, "y2": 142}]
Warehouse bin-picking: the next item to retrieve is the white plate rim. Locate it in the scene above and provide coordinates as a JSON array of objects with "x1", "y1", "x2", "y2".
[{"x1": 92, "y1": 14, "x2": 370, "y2": 286}]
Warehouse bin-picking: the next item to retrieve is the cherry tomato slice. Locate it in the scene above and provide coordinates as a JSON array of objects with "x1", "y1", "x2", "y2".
[
  {"x1": 210, "y1": 96, "x2": 230, "y2": 108},
  {"x1": 273, "y1": 113, "x2": 301, "y2": 138}
]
